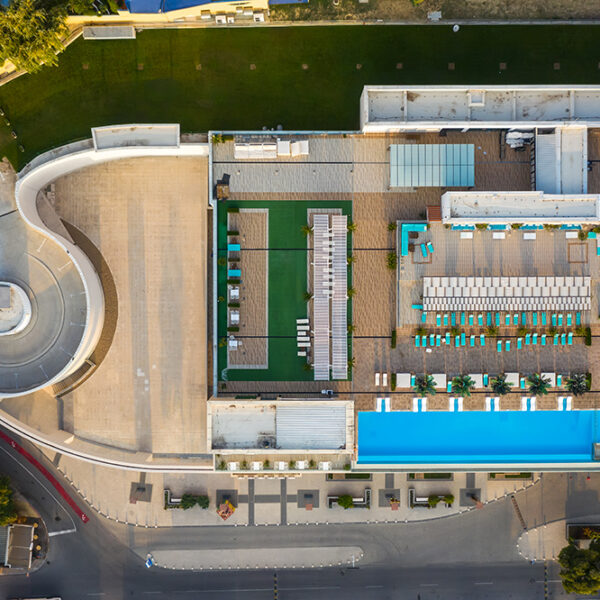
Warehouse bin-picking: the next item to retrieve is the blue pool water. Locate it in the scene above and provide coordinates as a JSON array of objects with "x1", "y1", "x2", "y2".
[{"x1": 357, "y1": 410, "x2": 599, "y2": 464}]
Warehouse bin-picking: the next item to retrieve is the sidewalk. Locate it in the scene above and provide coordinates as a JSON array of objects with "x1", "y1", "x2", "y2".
[{"x1": 52, "y1": 451, "x2": 538, "y2": 530}]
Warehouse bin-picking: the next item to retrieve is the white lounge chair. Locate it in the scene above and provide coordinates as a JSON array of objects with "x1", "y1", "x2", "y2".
[
  {"x1": 382, "y1": 373, "x2": 388, "y2": 387},
  {"x1": 457, "y1": 398, "x2": 464, "y2": 412},
  {"x1": 375, "y1": 373, "x2": 380, "y2": 387},
  {"x1": 276, "y1": 461, "x2": 287, "y2": 471},
  {"x1": 521, "y1": 397, "x2": 528, "y2": 411},
  {"x1": 251, "y1": 461, "x2": 263, "y2": 471},
  {"x1": 421, "y1": 398, "x2": 427, "y2": 412},
  {"x1": 412, "y1": 398, "x2": 419, "y2": 412},
  {"x1": 319, "y1": 461, "x2": 331, "y2": 471},
  {"x1": 376, "y1": 398, "x2": 383, "y2": 412},
  {"x1": 530, "y1": 397, "x2": 536, "y2": 411},
  {"x1": 384, "y1": 398, "x2": 391, "y2": 412},
  {"x1": 485, "y1": 397, "x2": 491, "y2": 412},
  {"x1": 448, "y1": 397, "x2": 455, "y2": 412},
  {"x1": 227, "y1": 462, "x2": 239, "y2": 471}
]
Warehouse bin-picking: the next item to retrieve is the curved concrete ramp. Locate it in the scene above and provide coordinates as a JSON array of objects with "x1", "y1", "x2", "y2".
[{"x1": 150, "y1": 546, "x2": 364, "y2": 570}]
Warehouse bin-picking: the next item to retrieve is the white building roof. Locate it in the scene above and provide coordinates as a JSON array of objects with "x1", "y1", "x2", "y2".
[
  {"x1": 361, "y1": 86, "x2": 600, "y2": 132},
  {"x1": 441, "y1": 191, "x2": 600, "y2": 224}
]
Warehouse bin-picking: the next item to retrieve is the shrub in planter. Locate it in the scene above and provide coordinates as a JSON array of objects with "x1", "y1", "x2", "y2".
[
  {"x1": 475, "y1": 223, "x2": 488, "y2": 230},
  {"x1": 217, "y1": 257, "x2": 227, "y2": 267},
  {"x1": 228, "y1": 302, "x2": 240, "y2": 308},
  {"x1": 217, "y1": 460, "x2": 226, "y2": 470},
  {"x1": 343, "y1": 463, "x2": 351, "y2": 471},
  {"x1": 197, "y1": 495, "x2": 209, "y2": 509},
  {"x1": 227, "y1": 278, "x2": 241, "y2": 285},
  {"x1": 180, "y1": 494, "x2": 198, "y2": 510},
  {"x1": 309, "y1": 459, "x2": 316, "y2": 469},
  {"x1": 585, "y1": 327, "x2": 592, "y2": 346},
  {"x1": 391, "y1": 372, "x2": 397, "y2": 391},
  {"x1": 226, "y1": 206, "x2": 240, "y2": 213},
  {"x1": 443, "y1": 494, "x2": 455, "y2": 506},
  {"x1": 227, "y1": 326, "x2": 239, "y2": 332},
  {"x1": 337, "y1": 494, "x2": 354, "y2": 509},
  {"x1": 227, "y1": 230, "x2": 239, "y2": 236},
  {"x1": 428, "y1": 495, "x2": 441, "y2": 508},
  {"x1": 391, "y1": 329, "x2": 397, "y2": 349},
  {"x1": 241, "y1": 460, "x2": 248, "y2": 470}
]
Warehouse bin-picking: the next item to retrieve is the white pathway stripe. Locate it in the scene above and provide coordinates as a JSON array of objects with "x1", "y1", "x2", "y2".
[
  {"x1": 331, "y1": 215, "x2": 348, "y2": 380},
  {"x1": 313, "y1": 214, "x2": 331, "y2": 380},
  {"x1": 48, "y1": 528, "x2": 77, "y2": 537}
]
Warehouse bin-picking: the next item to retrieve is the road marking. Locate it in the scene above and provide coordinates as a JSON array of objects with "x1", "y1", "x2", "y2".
[
  {"x1": 420, "y1": 583, "x2": 439, "y2": 587},
  {"x1": 282, "y1": 587, "x2": 341, "y2": 591},
  {"x1": 365, "y1": 585, "x2": 384, "y2": 589},
  {"x1": 48, "y1": 528, "x2": 77, "y2": 537},
  {"x1": 176, "y1": 589, "x2": 272, "y2": 594},
  {"x1": 474, "y1": 582, "x2": 494, "y2": 585},
  {"x1": 0, "y1": 445, "x2": 77, "y2": 531}
]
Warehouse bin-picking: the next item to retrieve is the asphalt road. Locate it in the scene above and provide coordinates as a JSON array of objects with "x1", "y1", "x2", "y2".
[{"x1": 0, "y1": 432, "x2": 588, "y2": 600}]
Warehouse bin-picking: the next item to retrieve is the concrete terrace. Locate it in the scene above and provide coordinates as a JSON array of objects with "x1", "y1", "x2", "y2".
[{"x1": 47, "y1": 157, "x2": 209, "y2": 454}]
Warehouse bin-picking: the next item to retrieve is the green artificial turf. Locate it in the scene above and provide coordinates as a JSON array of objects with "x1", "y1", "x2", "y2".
[
  {"x1": 217, "y1": 200, "x2": 351, "y2": 382},
  {"x1": 2, "y1": 25, "x2": 600, "y2": 168}
]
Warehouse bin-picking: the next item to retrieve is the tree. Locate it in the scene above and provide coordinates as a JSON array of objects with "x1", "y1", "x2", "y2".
[
  {"x1": 387, "y1": 222, "x2": 397, "y2": 231},
  {"x1": 486, "y1": 325, "x2": 499, "y2": 337},
  {"x1": 427, "y1": 494, "x2": 440, "y2": 508},
  {"x1": 559, "y1": 539, "x2": 600, "y2": 595},
  {"x1": 197, "y1": 495, "x2": 209, "y2": 509},
  {"x1": 337, "y1": 494, "x2": 354, "y2": 509},
  {"x1": 347, "y1": 222, "x2": 357, "y2": 232},
  {"x1": 347, "y1": 255, "x2": 355, "y2": 265},
  {"x1": 566, "y1": 373, "x2": 588, "y2": 397},
  {"x1": 413, "y1": 374, "x2": 437, "y2": 397},
  {"x1": 0, "y1": 0, "x2": 70, "y2": 74},
  {"x1": 0, "y1": 476, "x2": 17, "y2": 526},
  {"x1": 301, "y1": 224, "x2": 313, "y2": 237},
  {"x1": 451, "y1": 375, "x2": 475, "y2": 398},
  {"x1": 527, "y1": 373, "x2": 550, "y2": 396},
  {"x1": 347, "y1": 287, "x2": 356, "y2": 298},
  {"x1": 303, "y1": 291, "x2": 313, "y2": 301},
  {"x1": 491, "y1": 373, "x2": 512, "y2": 396}
]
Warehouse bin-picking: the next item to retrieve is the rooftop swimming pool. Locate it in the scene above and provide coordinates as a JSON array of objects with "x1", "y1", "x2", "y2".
[{"x1": 357, "y1": 410, "x2": 600, "y2": 465}]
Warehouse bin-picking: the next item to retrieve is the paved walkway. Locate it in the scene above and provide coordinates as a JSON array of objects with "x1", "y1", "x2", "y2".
[{"x1": 51, "y1": 450, "x2": 537, "y2": 530}]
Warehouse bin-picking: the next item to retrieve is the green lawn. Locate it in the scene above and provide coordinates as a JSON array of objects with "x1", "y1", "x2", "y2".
[
  {"x1": 217, "y1": 200, "x2": 351, "y2": 382},
  {"x1": 2, "y1": 25, "x2": 600, "y2": 168}
]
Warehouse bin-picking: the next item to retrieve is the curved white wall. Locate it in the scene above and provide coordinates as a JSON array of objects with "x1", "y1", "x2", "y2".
[{"x1": 12, "y1": 138, "x2": 209, "y2": 399}]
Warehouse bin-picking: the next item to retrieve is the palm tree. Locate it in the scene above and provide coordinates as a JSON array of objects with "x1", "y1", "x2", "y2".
[
  {"x1": 302, "y1": 362, "x2": 313, "y2": 372},
  {"x1": 491, "y1": 373, "x2": 512, "y2": 396},
  {"x1": 413, "y1": 374, "x2": 437, "y2": 397},
  {"x1": 451, "y1": 375, "x2": 475, "y2": 398},
  {"x1": 527, "y1": 373, "x2": 551, "y2": 396},
  {"x1": 347, "y1": 255, "x2": 355, "y2": 265},
  {"x1": 303, "y1": 291, "x2": 313, "y2": 301},
  {"x1": 347, "y1": 221, "x2": 358, "y2": 232},
  {"x1": 486, "y1": 325, "x2": 499, "y2": 337},
  {"x1": 347, "y1": 287, "x2": 356, "y2": 298},
  {"x1": 565, "y1": 373, "x2": 588, "y2": 397},
  {"x1": 348, "y1": 357, "x2": 356, "y2": 370},
  {"x1": 301, "y1": 224, "x2": 313, "y2": 237},
  {"x1": 347, "y1": 324, "x2": 355, "y2": 334},
  {"x1": 387, "y1": 222, "x2": 397, "y2": 232}
]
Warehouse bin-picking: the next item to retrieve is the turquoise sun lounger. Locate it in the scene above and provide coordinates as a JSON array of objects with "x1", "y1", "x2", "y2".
[
  {"x1": 460, "y1": 312, "x2": 466, "y2": 326},
  {"x1": 513, "y1": 314, "x2": 519, "y2": 326},
  {"x1": 552, "y1": 314, "x2": 557, "y2": 327},
  {"x1": 470, "y1": 335, "x2": 475, "y2": 347},
  {"x1": 561, "y1": 333, "x2": 567, "y2": 345},
  {"x1": 422, "y1": 312, "x2": 427, "y2": 324},
  {"x1": 415, "y1": 336, "x2": 420, "y2": 348},
  {"x1": 576, "y1": 312, "x2": 582, "y2": 326},
  {"x1": 460, "y1": 333, "x2": 466, "y2": 346},
  {"x1": 505, "y1": 314, "x2": 511, "y2": 326},
  {"x1": 451, "y1": 313, "x2": 457, "y2": 326},
  {"x1": 469, "y1": 314, "x2": 474, "y2": 327},
  {"x1": 532, "y1": 333, "x2": 538, "y2": 345},
  {"x1": 426, "y1": 242, "x2": 434, "y2": 253},
  {"x1": 567, "y1": 313, "x2": 572, "y2": 327},
  {"x1": 420, "y1": 244, "x2": 428, "y2": 257},
  {"x1": 495, "y1": 313, "x2": 501, "y2": 327},
  {"x1": 480, "y1": 334, "x2": 485, "y2": 346},
  {"x1": 542, "y1": 312, "x2": 547, "y2": 326},
  {"x1": 429, "y1": 334, "x2": 435, "y2": 346},
  {"x1": 541, "y1": 333, "x2": 547, "y2": 346},
  {"x1": 436, "y1": 314, "x2": 442, "y2": 327},
  {"x1": 517, "y1": 338, "x2": 523, "y2": 350},
  {"x1": 553, "y1": 334, "x2": 559, "y2": 345},
  {"x1": 505, "y1": 340, "x2": 511, "y2": 351},
  {"x1": 445, "y1": 332, "x2": 451, "y2": 345},
  {"x1": 455, "y1": 335, "x2": 460, "y2": 347},
  {"x1": 422, "y1": 335, "x2": 427, "y2": 347},
  {"x1": 478, "y1": 314, "x2": 483, "y2": 327},
  {"x1": 497, "y1": 340, "x2": 502, "y2": 353},
  {"x1": 444, "y1": 314, "x2": 449, "y2": 327},
  {"x1": 568, "y1": 332, "x2": 573, "y2": 345},
  {"x1": 525, "y1": 334, "x2": 531, "y2": 345},
  {"x1": 532, "y1": 312, "x2": 538, "y2": 326},
  {"x1": 487, "y1": 313, "x2": 492, "y2": 326}
]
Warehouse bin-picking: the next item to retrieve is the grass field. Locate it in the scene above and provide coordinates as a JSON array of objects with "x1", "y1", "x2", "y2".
[
  {"x1": 217, "y1": 200, "x2": 352, "y2": 382},
  {"x1": 2, "y1": 25, "x2": 600, "y2": 168}
]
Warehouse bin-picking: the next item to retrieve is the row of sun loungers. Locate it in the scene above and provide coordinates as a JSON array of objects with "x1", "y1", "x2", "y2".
[
  {"x1": 378, "y1": 395, "x2": 575, "y2": 413},
  {"x1": 415, "y1": 331, "x2": 575, "y2": 350},
  {"x1": 426, "y1": 311, "x2": 582, "y2": 327},
  {"x1": 297, "y1": 318, "x2": 310, "y2": 357}
]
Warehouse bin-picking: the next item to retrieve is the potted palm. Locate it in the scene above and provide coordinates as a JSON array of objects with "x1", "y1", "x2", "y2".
[
  {"x1": 490, "y1": 373, "x2": 512, "y2": 396},
  {"x1": 527, "y1": 373, "x2": 551, "y2": 396},
  {"x1": 451, "y1": 375, "x2": 475, "y2": 398},
  {"x1": 413, "y1": 374, "x2": 437, "y2": 397},
  {"x1": 565, "y1": 373, "x2": 588, "y2": 396}
]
